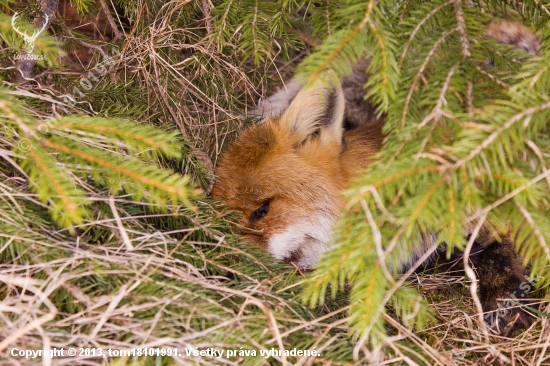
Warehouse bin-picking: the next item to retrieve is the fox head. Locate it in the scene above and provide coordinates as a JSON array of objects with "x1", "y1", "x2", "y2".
[{"x1": 212, "y1": 74, "x2": 381, "y2": 269}]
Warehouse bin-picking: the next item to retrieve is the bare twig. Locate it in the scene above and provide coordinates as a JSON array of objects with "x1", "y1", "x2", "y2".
[
  {"x1": 99, "y1": 0, "x2": 123, "y2": 41},
  {"x1": 108, "y1": 196, "x2": 134, "y2": 250},
  {"x1": 60, "y1": 23, "x2": 109, "y2": 60}
]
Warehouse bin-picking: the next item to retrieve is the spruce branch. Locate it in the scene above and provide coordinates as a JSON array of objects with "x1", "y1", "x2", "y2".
[
  {"x1": 453, "y1": 0, "x2": 471, "y2": 58},
  {"x1": 362, "y1": 199, "x2": 395, "y2": 286},
  {"x1": 475, "y1": 65, "x2": 510, "y2": 89},
  {"x1": 400, "y1": 27, "x2": 458, "y2": 127},
  {"x1": 24, "y1": 144, "x2": 87, "y2": 228},
  {"x1": 399, "y1": 0, "x2": 454, "y2": 66},
  {"x1": 416, "y1": 63, "x2": 459, "y2": 130},
  {"x1": 452, "y1": 100, "x2": 550, "y2": 169},
  {"x1": 1, "y1": 90, "x2": 196, "y2": 229},
  {"x1": 286, "y1": 26, "x2": 320, "y2": 47},
  {"x1": 308, "y1": 0, "x2": 375, "y2": 83},
  {"x1": 525, "y1": 138, "x2": 550, "y2": 189},
  {"x1": 532, "y1": 0, "x2": 550, "y2": 16},
  {"x1": 516, "y1": 202, "x2": 550, "y2": 260},
  {"x1": 41, "y1": 138, "x2": 192, "y2": 203},
  {"x1": 465, "y1": 169, "x2": 550, "y2": 231},
  {"x1": 366, "y1": 21, "x2": 389, "y2": 107},
  {"x1": 50, "y1": 117, "x2": 183, "y2": 159}
]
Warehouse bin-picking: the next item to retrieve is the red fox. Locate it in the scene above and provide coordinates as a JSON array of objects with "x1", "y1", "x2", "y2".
[
  {"x1": 213, "y1": 75, "x2": 383, "y2": 268},
  {"x1": 212, "y1": 20, "x2": 541, "y2": 336}
]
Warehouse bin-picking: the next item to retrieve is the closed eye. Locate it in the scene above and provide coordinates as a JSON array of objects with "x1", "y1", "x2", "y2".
[{"x1": 249, "y1": 202, "x2": 269, "y2": 224}]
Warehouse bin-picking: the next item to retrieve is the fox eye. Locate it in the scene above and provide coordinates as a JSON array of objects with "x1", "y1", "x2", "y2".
[{"x1": 249, "y1": 202, "x2": 269, "y2": 223}]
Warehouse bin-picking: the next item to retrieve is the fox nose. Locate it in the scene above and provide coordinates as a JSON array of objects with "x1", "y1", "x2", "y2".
[{"x1": 283, "y1": 248, "x2": 303, "y2": 266}]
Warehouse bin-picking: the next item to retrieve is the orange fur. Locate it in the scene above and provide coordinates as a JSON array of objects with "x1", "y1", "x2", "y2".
[{"x1": 212, "y1": 77, "x2": 383, "y2": 267}]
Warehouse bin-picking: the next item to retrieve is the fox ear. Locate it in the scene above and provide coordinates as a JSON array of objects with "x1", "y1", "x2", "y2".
[{"x1": 279, "y1": 73, "x2": 345, "y2": 146}]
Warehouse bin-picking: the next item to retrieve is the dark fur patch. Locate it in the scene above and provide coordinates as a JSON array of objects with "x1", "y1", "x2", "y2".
[
  {"x1": 342, "y1": 59, "x2": 382, "y2": 128},
  {"x1": 476, "y1": 240, "x2": 535, "y2": 336},
  {"x1": 418, "y1": 238, "x2": 536, "y2": 336},
  {"x1": 323, "y1": 89, "x2": 339, "y2": 127}
]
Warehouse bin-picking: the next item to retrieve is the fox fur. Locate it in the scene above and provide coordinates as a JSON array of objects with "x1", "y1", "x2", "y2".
[
  {"x1": 212, "y1": 20, "x2": 542, "y2": 336},
  {"x1": 213, "y1": 78, "x2": 383, "y2": 268}
]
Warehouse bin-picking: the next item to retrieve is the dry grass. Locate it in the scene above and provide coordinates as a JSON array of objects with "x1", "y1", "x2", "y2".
[
  {"x1": 0, "y1": 193, "x2": 350, "y2": 365},
  {"x1": 2, "y1": 229, "x2": 549, "y2": 365},
  {"x1": 414, "y1": 272, "x2": 550, "y2": 366}
]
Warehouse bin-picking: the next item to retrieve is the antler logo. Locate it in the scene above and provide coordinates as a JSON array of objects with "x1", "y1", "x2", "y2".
[{"x1": 11, "y1": 12, "x2": 49, "y2": 54}]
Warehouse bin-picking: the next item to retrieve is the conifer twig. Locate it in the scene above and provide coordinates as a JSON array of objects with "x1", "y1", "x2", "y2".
[
  {"x1": 59, "y1": 23, "x2": 109, "y2": 60},
  {"x1": 99, "y1": 0, "x2": 123, "y2": 41},
  {"x1": 453, "y1": 100, "x2": 550, "y2": 168},
  {"x1": 400, "y1": 27, "x2": 459, "y2": 127},
  {"x1": 286, "y1": 27, "x2": 320, "y2": 47},
  {"x1": 453, "y1": 0, "x2": 470, "y2": 58},
  {"x1": 399, "y1": 0, "x2": 454, "y2": 66},
  {"x1": 309, "y1": 0, "x2": 375, "y2": 82},
  {"x1": 201, "y1": 0, "x2": 214, "y2": 35}
]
